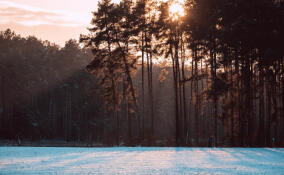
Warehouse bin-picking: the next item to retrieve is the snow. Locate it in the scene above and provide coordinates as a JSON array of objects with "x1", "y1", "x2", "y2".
[{"x1": 0, "y1": 147, "x2": 284, "y2": 174}]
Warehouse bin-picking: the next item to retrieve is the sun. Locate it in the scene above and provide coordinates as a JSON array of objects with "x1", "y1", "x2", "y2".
[{"x1": 169, "y1": 1, "x2": 185, "y2": 21}]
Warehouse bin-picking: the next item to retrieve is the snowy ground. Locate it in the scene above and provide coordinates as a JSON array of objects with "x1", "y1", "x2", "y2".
[{"x1": 0, "y1": 147, "x2": 284, "y2": 175}]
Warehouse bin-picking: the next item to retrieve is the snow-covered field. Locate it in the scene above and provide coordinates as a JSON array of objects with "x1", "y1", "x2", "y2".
[{"x1": 0, "y1": 147, "x2": 284, "y2": 174}]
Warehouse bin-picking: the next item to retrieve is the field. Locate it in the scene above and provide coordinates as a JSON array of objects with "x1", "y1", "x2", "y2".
[{"x1": 0, "y1": 147, "x2": 284, "y2": 174}]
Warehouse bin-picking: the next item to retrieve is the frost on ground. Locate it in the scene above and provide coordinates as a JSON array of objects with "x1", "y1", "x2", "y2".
[{"x1": 0, "y1": 147, "x2": 284, "y2": 175}]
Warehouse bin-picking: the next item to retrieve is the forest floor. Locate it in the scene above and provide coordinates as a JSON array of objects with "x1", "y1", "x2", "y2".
[{"x1": 0, "y1": 147, "x2": 284, "y2": 174}]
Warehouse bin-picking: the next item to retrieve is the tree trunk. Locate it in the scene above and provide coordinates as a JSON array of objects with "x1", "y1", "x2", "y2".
[
  {"x1": 194, "y1": 46, "x2": 199, "y2": 146},
  {"x1": 181, "y1": 37, "x2": 187, "y2": 145},
  {"x1": 141, "y1": 32, "x2": 145, "y2": 142}
]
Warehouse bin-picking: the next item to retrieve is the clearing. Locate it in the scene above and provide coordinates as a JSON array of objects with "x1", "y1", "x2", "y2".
[{"x1": 0, "y1": 147, "x2": 284, "y2": 174}]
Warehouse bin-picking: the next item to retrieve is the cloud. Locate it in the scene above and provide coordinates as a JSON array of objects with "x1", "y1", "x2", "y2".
[
  {"x1": 0, "y1": 7, "x2": 58, "y2": 17},
  {"x1": 0, "y1": 7, "x2": 61, "y2": 26},
  {"x1": 0, "y1": 1, "x2": 91, "y2": 27}
]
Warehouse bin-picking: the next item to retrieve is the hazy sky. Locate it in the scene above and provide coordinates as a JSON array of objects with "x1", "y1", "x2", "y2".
[{"x1": 0, "y1": 0, "x2": 101, "y2": 46}]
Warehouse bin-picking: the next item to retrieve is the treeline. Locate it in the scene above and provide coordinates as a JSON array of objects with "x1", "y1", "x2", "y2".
[
  {"x1": 0, "y1": 29, "x2": 184, "y2": 146},
  {"x1": 0, "y1": 29, "x2": 108, "y2": 143},
  {"x1": 81, "y1": 0, "x2": 284, "y2": 147}
]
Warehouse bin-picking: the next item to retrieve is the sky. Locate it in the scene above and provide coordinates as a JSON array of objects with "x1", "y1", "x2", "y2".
[{"x1": 0, "y1": 0, "x2": 101, "y2": 46}]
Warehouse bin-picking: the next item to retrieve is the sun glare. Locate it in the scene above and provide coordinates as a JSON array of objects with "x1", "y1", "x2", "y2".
[{"x1": 169, "y1": 1, "x2": 185, "y2": 21}]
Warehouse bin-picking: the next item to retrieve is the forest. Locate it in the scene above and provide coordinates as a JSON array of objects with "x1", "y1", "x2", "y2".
[{"x1": 0, "y1": 0, "x2": 284, "y2": 147}]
